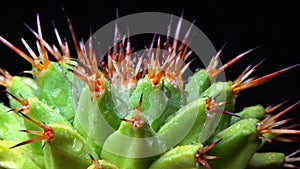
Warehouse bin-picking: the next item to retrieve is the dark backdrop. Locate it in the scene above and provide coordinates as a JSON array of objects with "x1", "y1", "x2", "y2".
[{"x1": 0, "y1": 0, "x2": 299, "y2": 163}]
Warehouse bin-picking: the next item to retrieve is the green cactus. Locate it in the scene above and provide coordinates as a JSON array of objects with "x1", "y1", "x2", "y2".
[{"x1": 0, "y1": 13, "x2": 299, "y2": 169}]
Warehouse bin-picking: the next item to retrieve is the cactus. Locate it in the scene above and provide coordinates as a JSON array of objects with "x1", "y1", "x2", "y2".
[{"x1": 0, "y1": 13, "x2": 299, "y2": 169}]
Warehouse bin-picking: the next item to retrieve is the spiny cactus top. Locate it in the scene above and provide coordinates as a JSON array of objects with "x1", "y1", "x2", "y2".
[{"x1": 0, "y1": 13, "x2": 300, "y2": 169}]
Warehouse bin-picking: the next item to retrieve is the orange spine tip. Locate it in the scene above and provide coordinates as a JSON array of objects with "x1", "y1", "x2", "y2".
[
  {"x1": 122, "y1": 94, "x2": 145, "y2": 130},
  {"x1": 195, "y1": 140, "x2": 221, "y2": 169},
  {"x1": 232, "y1": 64, "x2": 300, "y2": 93},
  {"x1": 269, "y1": 101, "x2": 299, "y2": 123},
  {"x1": 6, "y1": 92, "x2": 29, "y2": 113},
  {"x1": 89, "y1": 154, "x2": 103, "y2": 169},
  {"x1": 36, "y1": 14, "x2": 50, "y2": 67},
  {"x1": 66, "y1": 16, "x2": 81, "y2": 58},
  {"x1": 210, "y1": 47, "x2": 258, "y2": 78},
  {"x1": 205, "y1": 98, "x2": 238, "y2": 117},
  {"x1": 0, "y1": 36, "x2": 42, "y2": 71},
  {"x1": 265, "y1": 100, "x2": 289, "y2": 114},
  {"x1": 10, "y1": 111, "x2": 54, "y2": 149},
  {"x1": 257, "y1": 102, "x2": 300, "y2": 142},
  {"x1": 0, "y1": 68, "x2": 12, "y2": 88}
]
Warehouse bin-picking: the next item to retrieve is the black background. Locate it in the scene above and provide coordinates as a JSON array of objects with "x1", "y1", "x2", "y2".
[{"x1": 0, "y1": 0, "x2": 299, "y2": 164}]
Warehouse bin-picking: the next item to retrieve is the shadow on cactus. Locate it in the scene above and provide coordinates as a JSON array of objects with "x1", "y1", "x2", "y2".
[{"x1": 0, "y1": 11, "x2": 299, "y2": 169}]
